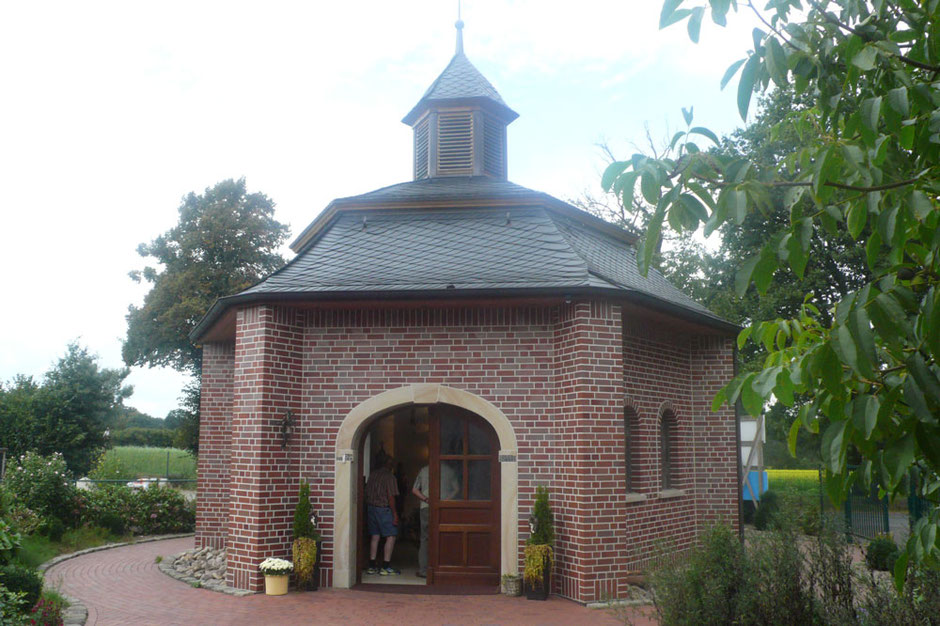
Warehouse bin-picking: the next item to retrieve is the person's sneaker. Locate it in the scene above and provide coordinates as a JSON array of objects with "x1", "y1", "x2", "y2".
[
  {"x1": 416, "y1": 571, "x2": 426, "y2": 578},
  {"x1": 379, "y1": 566, "x2": 401, "y2": 576},
  {"x1": 365, "y1": 566, "x2": 378, "y2": 575}
]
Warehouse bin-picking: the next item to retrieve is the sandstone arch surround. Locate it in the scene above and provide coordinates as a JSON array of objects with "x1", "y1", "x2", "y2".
[{"x1": 332, "y1": 383, "x2": 519, "y2": 589}]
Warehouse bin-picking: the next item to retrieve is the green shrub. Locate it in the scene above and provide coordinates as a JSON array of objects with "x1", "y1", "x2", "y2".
[
  {"x1": 109, "y1": 427, "x2": 174, "y2": 448},
  {"x1": 0, "y1": 563, "x2": 43, "y2": 609},
  {"x1": 753, "y1": 490, "x2": 780, "y2": 530},
  {"x1": 0, "y1": 518, "x2": 21, "y2": 565},
  {"x1": 133, "y1": 486, "x2": 194, "y2": 535},
  {"x1": 528, "y1": 486, "x2": 554, "y2": 546},
  {"x1": 38, "y1": 517, "x2": 65, "y2": 542},
  {"x1": 865, "y1": 534, "x2": 899, "y2": 572},
  {"x1": 859, "y1": 561, "x2": 940, "y2": 625},
  {"x1": 5, "y1": 452, "x2": 76, "y2": 522},
  {"x1": 0, "y1": 586, "x2": 27, "y2": 625},
  {"x1": 650, "y1": 523, "x2": 746, "y2": 625},
  {"x1": 798, "y1": 506, "x2": 821, "y2": 537},
  {"x1": 293, "y1": 481, "x2": 318, "y2": 540},
  {"x1": 738, "y1": 529, "x2": 816, "y2": 625}
]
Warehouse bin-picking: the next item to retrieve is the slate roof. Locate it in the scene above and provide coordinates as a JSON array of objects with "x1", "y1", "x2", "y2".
[
  {"x1": 242, "y1": 205, "x2": 717, "y2": 321},
  {"x1": 402, "y1": 52, "x2": 518, "y2": 124}
]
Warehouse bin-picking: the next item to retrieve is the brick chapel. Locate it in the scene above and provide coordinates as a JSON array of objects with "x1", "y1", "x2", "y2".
[{"x1": 191, "y1": 21, "x2": 741, "y2": 602}]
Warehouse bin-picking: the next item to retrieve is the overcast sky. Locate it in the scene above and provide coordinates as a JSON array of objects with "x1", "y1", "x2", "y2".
[{"x1": 0, "y1": 1, "x2": 759, "y2": 418}]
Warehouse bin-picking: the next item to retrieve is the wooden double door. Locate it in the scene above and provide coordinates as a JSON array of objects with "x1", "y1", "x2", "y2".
[
  {"x1": 428, "y1": 405, "x2": 501, "y2": 586},
  {"x1": 358, "y1": 404, "x2": 500, "y2": 587}
]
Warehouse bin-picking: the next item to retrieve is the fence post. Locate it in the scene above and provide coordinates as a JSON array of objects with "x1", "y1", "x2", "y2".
[
  {"x1": 166, "y1": 450, "x2": 170, "y2": 480},
  {"x1": 844, "y1": 493, "x2": 852, "y2": 540}
]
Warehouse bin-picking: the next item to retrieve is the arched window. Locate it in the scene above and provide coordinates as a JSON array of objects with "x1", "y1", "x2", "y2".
[
  {"x1": 624, "y1": 405, "x2": 640, "y2": 493},
  {"x1": 660, "y1": 409, "x2": 677, "y2": 490}
]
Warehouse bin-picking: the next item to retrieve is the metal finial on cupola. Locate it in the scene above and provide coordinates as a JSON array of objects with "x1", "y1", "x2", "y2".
[{"x1": 456, "y1": 1, "x2": 465, "y2": 55}]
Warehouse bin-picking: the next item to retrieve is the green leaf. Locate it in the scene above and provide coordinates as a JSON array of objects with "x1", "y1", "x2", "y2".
[
  {"x1": 710, "y1": 0, "x2": 730, "y2": 26},
  {"x1": 915, "y1": 422, "x2": 940, "y2": 474},
  {"x1": 861, "y1": 96, "x2": 882, "y2": 133},
  {"x1": 847, "y1": 203, "x2": 867, "y2": 239},
  {"x1": 735, "y1": 254, "x2": 760, "y2": 297},
  {"x1": 741, "y1": 374, "x2": 764, "y2": 417},
  {"x1": 788, "y1": 418, "x2": 801, "y2": 457},
  {"x1": 737, "y1": 326, "x2": 753, "y2": 350},
  {"x1": 682, "y1": 106, "x2": 693, "y2": 126},
  {"x1": 865, "y1": 230, "x2": 883, "y2": 270},
  {"x1": 884, "y1": 434, "x2": 915, "y2": 489},
  {"x1": 835, "y1": 325, "x2": 860, "y2": 375},
  {"x1": 687, "y1": 6, "x2": 704, "y2": 43},
  {"x1": 720, "y1": 59, "x2": 746, "y2": 90},
  {"x1": 659, "y1": 0, "x2": 687, "y2": 28},
  {"x1": 737, "y1": 55, "x2": 760, "y2": 121},
  {"x1": 711, "y1": 387, "x2": 728, "y2": 412},
  {"x1": 911, "y1": 190, "x2": 933, "y2": 221},
  {"x1": 821, "y1": 420, "x2": 847, "y2": 474},
  {"x1": 864, "y1": 395, "x2": 880, "y2": 439},
  {"x1": 640, "y1": 171, "x2": 660, "y2": 204},
  {"x1": 899, "y1": 125, "x2": 915, "y2": 150},
  {"x1": 601, "y1": 161, "x2": 629, "y2": 192},
  {"x1": 776, "y1": 369, "x2": 795, "y2": 407},
  {"x1": 765, "y1": 37, "x2": 788, "y2": 87},
  {"x1": 689, "y1": 126, "x2": 719, "y2": 145},
  {"x1": 786, "y1": 229, "x2": 808, "y2": 278},
  {"x1": 893, "y1": 549, "x2": 909, "y2": 592},
  {"x1": 887, "y1": 87, "x2": 910, "y2": 117},
  {"x1": 903, "y1": 376, "x2": 933, "y2": 423},
  {"x1": 852, "y1": 45, "x2": 879, "y2": 70}
]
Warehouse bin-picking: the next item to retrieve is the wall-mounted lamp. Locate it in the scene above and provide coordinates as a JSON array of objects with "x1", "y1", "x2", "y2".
[{"x1": 279, "y1": 409, "x2": 296, "y2": 449}]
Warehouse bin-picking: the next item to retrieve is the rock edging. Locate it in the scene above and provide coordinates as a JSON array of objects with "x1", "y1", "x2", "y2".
[
  {"x1": 158, "y1": 547, "x2": 255, "y2": 596},
  {"x1": 39, "y1": 532, "x2": 196, "y2": 626}
]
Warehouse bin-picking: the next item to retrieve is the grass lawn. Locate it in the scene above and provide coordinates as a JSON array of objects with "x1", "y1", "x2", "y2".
[
  {"x1": 96, "y1": 446, "x2": 196, "y2": 481},
  {"x1": 17, "y1": 526, "x2": 132, "y2": 569}
]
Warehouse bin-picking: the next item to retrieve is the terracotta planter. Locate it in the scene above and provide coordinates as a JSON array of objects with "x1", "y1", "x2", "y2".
[{"x1": 264, "y1": 574, "x2": 289, "y2": 596}]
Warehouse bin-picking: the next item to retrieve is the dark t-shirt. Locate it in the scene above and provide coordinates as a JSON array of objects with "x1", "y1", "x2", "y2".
[{"x1": 366, "y1": 467, "x2": 399, "y2": 507}]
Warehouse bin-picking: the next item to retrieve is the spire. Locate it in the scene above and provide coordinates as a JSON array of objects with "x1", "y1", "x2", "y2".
[{"x1": 456, "y1": 1, "x2": 464, "y2": 55}]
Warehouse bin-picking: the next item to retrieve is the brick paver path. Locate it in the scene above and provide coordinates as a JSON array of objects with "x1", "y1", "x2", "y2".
[{"x1": 45, "y1": 537, "x2": 655, "y2": 625}]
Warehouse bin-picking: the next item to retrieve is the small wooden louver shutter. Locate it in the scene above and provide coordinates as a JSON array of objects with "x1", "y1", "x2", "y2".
[
  {"x1": 438, "y1": 111, "x2": 474, "y2": 174},
  {"x1": 483, "y1": 114, "x2": 504, "y2": 177},
  {"x1": 414, "y1": 117, "x2": 429, "y2": 179}
]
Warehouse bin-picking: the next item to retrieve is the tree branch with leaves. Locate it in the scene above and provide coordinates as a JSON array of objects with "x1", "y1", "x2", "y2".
[{"x1": 604, "y1": 0, "x2": 940, "y2": 587}]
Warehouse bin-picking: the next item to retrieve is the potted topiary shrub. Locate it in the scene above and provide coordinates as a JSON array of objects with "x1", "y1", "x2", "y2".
[
  {"x1": 292, "y1": 480, "x2": 323, "y2": 591},
  {"x1": 259, "y1": 558, "x2": 293, "y2": 595},
  {"x1": 523, "y1": 486, "x2": 554, "y2": 601}
]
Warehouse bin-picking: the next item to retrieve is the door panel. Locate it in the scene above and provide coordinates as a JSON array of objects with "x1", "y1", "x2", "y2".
[{"x1": 429, "y1": 406, "x2": 500, "y2": 586}]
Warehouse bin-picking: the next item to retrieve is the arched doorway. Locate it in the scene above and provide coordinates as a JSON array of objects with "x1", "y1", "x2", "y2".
[{"x1": 333, "y1": 384, "x2": 518, "y2": 589}]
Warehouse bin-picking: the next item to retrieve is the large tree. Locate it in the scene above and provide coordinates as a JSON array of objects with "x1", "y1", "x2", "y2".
[
  {"x1": 0, "y1": 343, "x2": 131, "y2": 475},
  {"x1": 123, "y1": 178, "x2": 289, "y2": 374},
  {"x1": 124, "y1": 178, "x2": 289, "y2": 453},
  {"x1": 604, "y1": 1, "x2": 940, "y2": 582}
]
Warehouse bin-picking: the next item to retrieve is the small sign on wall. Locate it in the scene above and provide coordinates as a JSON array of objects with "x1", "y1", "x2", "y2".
[
  {"x1": 498, "y1": 453, "x2": 517, "y2": 463},
  {"x1": 336, "y1": 451, "x2": 354, "y2": 463}
]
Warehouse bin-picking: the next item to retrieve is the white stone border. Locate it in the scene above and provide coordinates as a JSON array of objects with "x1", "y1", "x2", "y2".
[
  {"x1": 332, "y1": 384, "x2": 519, "y2": 589},
  {"x1": 156, "y1": 549, "x2": 255, "y2": 596},
  {"x1": 39, "y1": 533, "x2": 195, "y2": 625}
]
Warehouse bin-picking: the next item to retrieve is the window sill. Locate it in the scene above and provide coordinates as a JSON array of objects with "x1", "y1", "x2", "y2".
[
  {"x1": 624, "y1": 492, "x2": 648, "y2": 504},
  {"x1": 659, "y1": 489, "x2": 686, "y2": 500}
]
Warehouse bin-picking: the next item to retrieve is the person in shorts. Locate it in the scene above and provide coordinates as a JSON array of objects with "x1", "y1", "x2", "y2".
[{"x1": 366, "y1": 455, "x2": 400, "y2": 575}]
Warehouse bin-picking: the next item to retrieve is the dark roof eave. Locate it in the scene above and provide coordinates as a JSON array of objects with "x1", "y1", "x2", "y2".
[
  {"x1": 190, "y1": 285, "x2": 739, "y2": 345},
  {"x1": 402, "y1": 96, "x2": 519, "y2": 126}
]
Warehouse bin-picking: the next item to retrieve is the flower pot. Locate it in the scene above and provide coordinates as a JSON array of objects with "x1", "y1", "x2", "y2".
[
  {"x1": 524, "y1": 570, "x2": 550, "y2": 601},
  {"x1": 503, "y1": 576, "x2": 522, "y2": 597},
  {"x1": 264, "y1": 574, "x2": 289, "y2": 596}
]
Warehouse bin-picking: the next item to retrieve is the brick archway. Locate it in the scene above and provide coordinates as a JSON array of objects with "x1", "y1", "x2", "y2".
[{"x1": 332, "y1": 384, "x2": 519, "y2": 589}]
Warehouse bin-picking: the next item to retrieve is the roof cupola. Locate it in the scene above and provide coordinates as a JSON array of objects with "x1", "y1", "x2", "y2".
[{"x1": 403, "y1": 20, "x2": 517, "y2": 181}]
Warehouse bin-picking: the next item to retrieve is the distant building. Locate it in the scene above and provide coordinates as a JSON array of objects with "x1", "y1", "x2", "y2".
[{"x1": 191, "y1": 21, "x2": 740, "y2": 602}]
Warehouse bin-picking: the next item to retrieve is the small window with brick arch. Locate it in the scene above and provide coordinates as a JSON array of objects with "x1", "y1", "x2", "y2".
[
  {"x1": 624, "y1": 405, "x2": 641, "y2": 493},
  {"x1": 660, "y1": 409, "x2": 678, "y2": 490}
]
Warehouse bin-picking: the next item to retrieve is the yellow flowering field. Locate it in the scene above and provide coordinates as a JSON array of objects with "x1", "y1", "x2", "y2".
[{"x1": 766, "y1": 469, "x2": 819, "y2": 497}]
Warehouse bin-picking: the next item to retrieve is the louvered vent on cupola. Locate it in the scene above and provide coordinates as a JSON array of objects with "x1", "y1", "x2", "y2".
[
  {"x1": 438, "y1": 111, "x2": 474, "y2": 174},
  {"x1": 483, "y1": 112, "x2": 506, "y2": 178},
  {"x1": 414, "y1": 116, "x2": 430, "y2": 180}
]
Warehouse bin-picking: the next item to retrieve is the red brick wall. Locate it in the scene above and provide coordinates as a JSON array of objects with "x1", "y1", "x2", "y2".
[
  {"x1": 226, "y1": 305, "x2": 304, "y2": 592},
  {"x1": 195, "y1": 342, "x2": 234, "y2": 550},
  {"x1": 552, "y1": 301, "x2": 624, "y2": 602},
  {"x1": 195, "y1": 299, "x2": 738, "y2": 601}
]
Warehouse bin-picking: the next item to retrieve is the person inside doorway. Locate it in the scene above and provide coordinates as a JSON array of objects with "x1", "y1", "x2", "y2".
[
  {"x1": 411, "y1": 465, "x2": 430, "y2": 578},
  {"x1": 366, "y1": 455, "x2": 400, "y2": 576}
]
